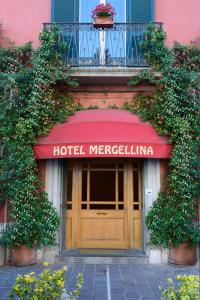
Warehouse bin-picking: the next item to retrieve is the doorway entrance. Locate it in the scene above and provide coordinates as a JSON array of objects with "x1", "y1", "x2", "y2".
[{"x1": 65, "y1": 159, "x2": 142, "y2": 249}]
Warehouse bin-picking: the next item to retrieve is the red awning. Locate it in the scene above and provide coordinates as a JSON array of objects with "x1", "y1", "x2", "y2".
[{"x1": 34, "y1": 109, "x2": 171, "y2": 159}]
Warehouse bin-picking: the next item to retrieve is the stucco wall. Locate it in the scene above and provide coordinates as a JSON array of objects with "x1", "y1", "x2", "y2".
[
  {"x1": 0, "y1": 0, "x2": 51, "y2": 47},
  {"x1": 155, "y1": 0, "x2": 200, "y2": 46}
]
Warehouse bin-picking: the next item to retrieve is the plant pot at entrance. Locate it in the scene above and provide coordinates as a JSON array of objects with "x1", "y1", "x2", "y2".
[
  {"x1": 168, "y1": 242, "x2": 196, "y2": 266},
  {"x1": 10, "y1": 244, "x2": 36, "y2": 266},
  {"x1": 93, "y1": 16, "x2": 113, "y2": 28}
]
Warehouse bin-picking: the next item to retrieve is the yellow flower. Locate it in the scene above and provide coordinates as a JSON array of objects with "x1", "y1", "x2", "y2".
[
  {"x1": 43, "y1": 261, "x2": 49, "y2": 267},
  {"x1": 24, "y1": 274, "x2": 31, "y2": 283},
  {"x1": 63, "y1": 266, "x2": 67, "y2": 271},
  {"x1": 16, "y1": 275, "x2": 23, "y2": 282},
  {"x1": 35, "y1": 287, "x2": 44, "y2": 293},
  {"x1": 57, "y1": 279, "x2": 64, "y2": 287},
  {"x1": 14, "y1": 284, "x2": 21, "y2": 292},
  {"x1": 23, "y1": 274, "x2": 35, "y2": 284},
  {"x1": 30, "y1": 272, "x2": 35, "y2": 276}
]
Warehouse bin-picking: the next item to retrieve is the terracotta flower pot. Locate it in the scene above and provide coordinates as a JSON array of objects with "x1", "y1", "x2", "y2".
[
  {"x1": 10, "y1": 244, "x2": 36, "y2": 266},
  {"x1": 93, "y1": 16, "x2": 113, "y2": 28},
  {"x1": 168, "y1": 242, "x2": 197, "y2": 266}
]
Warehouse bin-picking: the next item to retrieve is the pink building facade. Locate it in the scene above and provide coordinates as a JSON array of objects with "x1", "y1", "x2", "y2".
[{"x1": 0, "y1": 1, "x2": 199, "y2": 265}]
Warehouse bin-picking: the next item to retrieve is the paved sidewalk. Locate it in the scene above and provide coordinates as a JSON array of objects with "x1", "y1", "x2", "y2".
[{"x1": 0, "y1": 263, "x2": 199, "y2": 300}]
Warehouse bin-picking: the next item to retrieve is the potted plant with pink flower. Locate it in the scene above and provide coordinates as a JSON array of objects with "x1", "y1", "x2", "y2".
[{"x1": 92, "y1": 3, "x2": 116, "y2": 28}]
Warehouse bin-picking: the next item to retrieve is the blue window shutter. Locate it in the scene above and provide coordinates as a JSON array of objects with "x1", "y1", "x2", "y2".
[
  {"x1": 126, "y1": 0, "x2": 154, "y2": 23},
  {"x1": 51, "y1": 0, "x2": 79, "y2": 64},
  {"x1": 126, "y1": 0, "x2": 154, "y2": 66},
  {"x1": 51, "y1": 0, "x2": 79, "y2": 22}
]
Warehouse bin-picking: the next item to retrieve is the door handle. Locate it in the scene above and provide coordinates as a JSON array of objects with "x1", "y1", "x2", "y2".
[{"x1": 97, "y1": 212, "x2": 107, "y2": 215}]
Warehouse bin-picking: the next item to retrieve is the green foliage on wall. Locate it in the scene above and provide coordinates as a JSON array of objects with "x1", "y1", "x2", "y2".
[
  {"x1": 0, "y1": 22, "x2": 199, "y2": 250},
  {"x1": 0, "y1": 25, "x2": 78, "y2": 248},
  {"x1": 128, "y1": 24, "x2": 200, "y2": 247}
]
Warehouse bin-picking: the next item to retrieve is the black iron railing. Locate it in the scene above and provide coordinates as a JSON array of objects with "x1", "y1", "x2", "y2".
[{"x1": 43, "y1": 23, "x2": 162, "y2": 68}]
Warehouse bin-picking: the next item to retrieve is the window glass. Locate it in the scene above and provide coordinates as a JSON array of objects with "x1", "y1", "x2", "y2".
[
  {"x1": 133, "y1": 170, "x2": 139, "y2": 203},
  {"x1": 106, "y1": 0, "x2": 125, "y2": 22},
  {"x1": 118, "y1": 171, "x2": 124, "y2": 202},
  {"x1": 82, "y1": 170, "x2": 87, "y2": 202},
  {"x1": 67, "y1": 169, "x2": 72, "y2": 202},
  {"x1": 90, "y1": 171, "x2": 116, "y2": 202},
  {"x1": 105, "y1": 0, "x2": 126, "y2": 62},
  {"x1": 80, "y1": 0, "x2": 99, "y2": 22},
  {"x1": 66, "y1": 168, "x2": 72, "y2": 209}
]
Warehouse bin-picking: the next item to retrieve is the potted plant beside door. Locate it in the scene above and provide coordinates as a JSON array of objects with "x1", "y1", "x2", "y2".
[
  {"x1": 92, "y1": 3, "x2": 115, "y2": 28},
  {"x1": 0, "y1": 191, "x2": 60, "y2": 266},
  {"x1": 146, "y1": 192, "x2": 200, "y2": 266}
]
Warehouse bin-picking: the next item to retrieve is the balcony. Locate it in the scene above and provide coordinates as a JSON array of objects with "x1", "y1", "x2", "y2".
[{"x1": 43, "y1": 23, "x2": 162, "y2": 69}]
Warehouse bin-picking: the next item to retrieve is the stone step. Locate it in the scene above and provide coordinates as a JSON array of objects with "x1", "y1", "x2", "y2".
[{"x1": 56, "y1": 256, "x2": 149, "y2": 265}]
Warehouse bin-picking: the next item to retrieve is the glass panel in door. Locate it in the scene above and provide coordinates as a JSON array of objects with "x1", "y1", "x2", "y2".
[{"x1": 81, "y1": 161, "x2": 124, "y2": 210}]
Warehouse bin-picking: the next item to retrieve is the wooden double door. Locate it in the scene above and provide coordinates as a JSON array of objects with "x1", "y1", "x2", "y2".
[{"x1": 65, "y1": 159, "x2": 142, "y2": 249}]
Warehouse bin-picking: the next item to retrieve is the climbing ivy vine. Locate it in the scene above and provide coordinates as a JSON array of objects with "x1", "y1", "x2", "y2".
[
  {"x1": 127, "y1": 24, "x2": 200, "y2": 247},
  {"x1": 0, "y1": 25, "x2": 79, "y2": 248}
]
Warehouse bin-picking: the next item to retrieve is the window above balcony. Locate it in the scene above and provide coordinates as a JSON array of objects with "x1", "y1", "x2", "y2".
[
  {"x1": 49, "y1": 0, "x2": 157, "y2": 69},
  {"x1": 51, "y1": 0, "x2": 154, "y2": 24}
]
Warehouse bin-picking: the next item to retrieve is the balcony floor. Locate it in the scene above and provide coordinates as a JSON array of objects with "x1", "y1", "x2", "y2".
[{"x1": 71, "y1": 67, "x2": 150, "y2": 85}]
